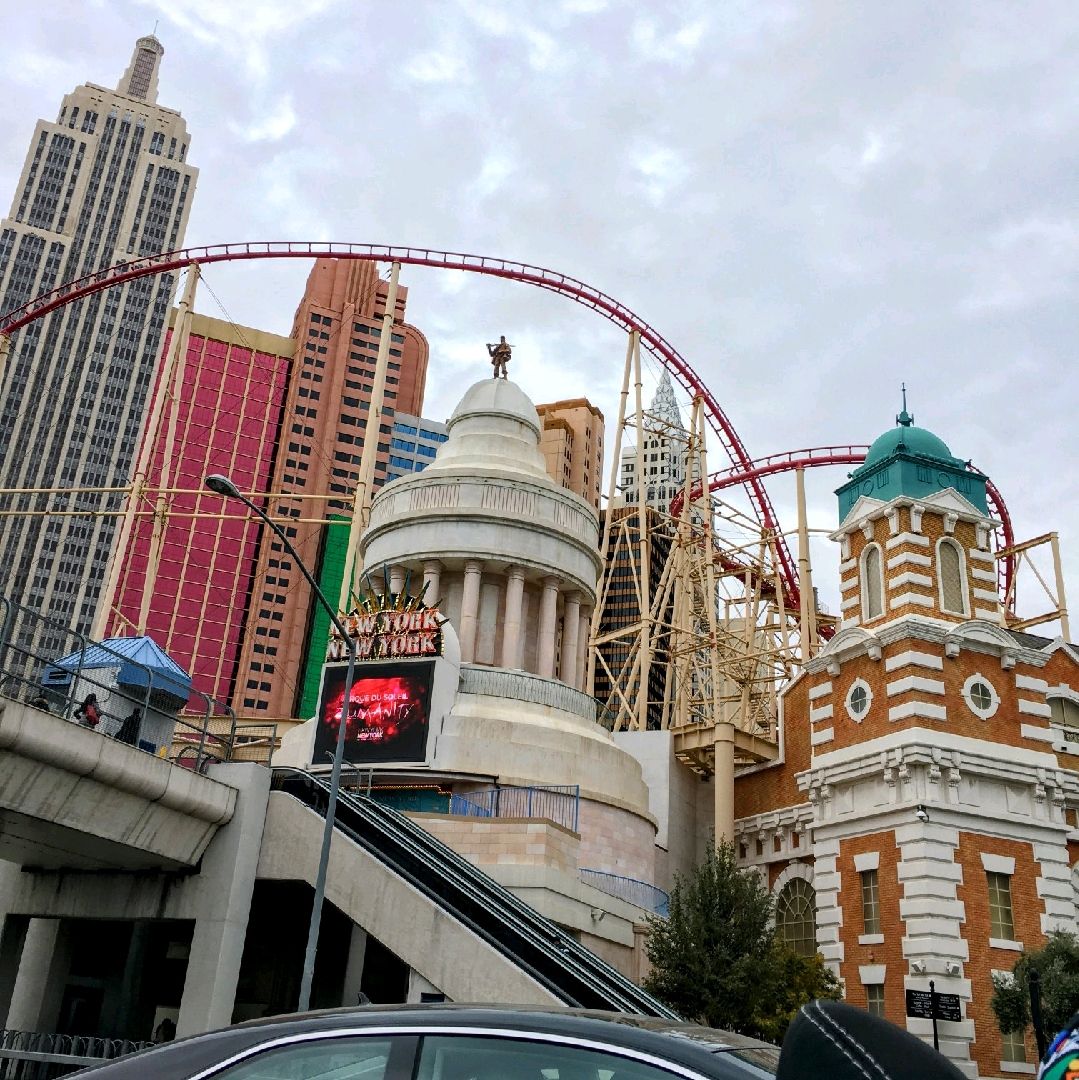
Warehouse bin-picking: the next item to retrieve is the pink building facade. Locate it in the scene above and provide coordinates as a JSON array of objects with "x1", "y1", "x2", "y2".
[{"x1": 110, "y1": 312, "x2": 293, "y2": 705}]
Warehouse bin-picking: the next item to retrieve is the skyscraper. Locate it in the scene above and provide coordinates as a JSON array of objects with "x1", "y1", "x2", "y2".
[
  {"x1": 535, "y1": 398, "x2": 604, "y2": 509},
  {"x1": 109, "y1": 311, "x2": 293, "y2": 705},
  {"x1": 618, "y1": 372, "x2": 686, "y2": 510},
  {"x1": 0, "y1": 37, "x2": 197, "y2": 661},
  {"x1": 233, "y1": 258, "x2": 429, "y2": 719}
]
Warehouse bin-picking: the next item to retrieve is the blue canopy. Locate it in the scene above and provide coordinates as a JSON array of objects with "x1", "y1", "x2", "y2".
[{"x1": 42, "y1": 635, "x2": 192, "y2": 706}]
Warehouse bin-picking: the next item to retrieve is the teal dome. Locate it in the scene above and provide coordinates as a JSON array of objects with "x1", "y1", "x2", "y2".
[{"x1": 859, "y1": 424, "x2": 955, "y2": 471}]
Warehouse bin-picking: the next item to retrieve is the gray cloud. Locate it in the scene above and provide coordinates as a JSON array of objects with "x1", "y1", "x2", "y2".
[{"x1": 3, "y1": 0, "x2": 1078, "y2": 617}]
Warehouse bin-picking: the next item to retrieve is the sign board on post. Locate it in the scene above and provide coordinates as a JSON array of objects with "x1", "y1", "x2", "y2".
[{"x1": 905, "y1": 989, "x2": 962, "y2": 1023}]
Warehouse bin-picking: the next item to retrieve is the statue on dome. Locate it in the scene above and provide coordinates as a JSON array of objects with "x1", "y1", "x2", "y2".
[{"x1": 486, "y1": 335, "x2": 512, "y2": 379}]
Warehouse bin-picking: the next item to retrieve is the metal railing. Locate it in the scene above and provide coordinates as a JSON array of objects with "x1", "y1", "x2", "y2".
[
  {"x1": 0, "y1": 595, "x2": 236, "y2": 774},
  {"x1": 272, "y1": 767, "x2": 679, "y2": 1017},
  {"x1": 0, "y1": 1028, "x2": 151, "y2": 1078},
  {"x1": 579, "y1": 868, "x2": 670, "y2": 917},
  {"x1": 450, "y1": 784, "x2": 580, "y2": 832}
]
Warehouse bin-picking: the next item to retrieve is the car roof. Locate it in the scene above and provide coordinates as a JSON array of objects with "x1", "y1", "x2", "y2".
[
  {"x1": 75, "y1": 1004, "x2": 776, "y2": 1079},
  {"x1": 236, "y1": 1004, "x2": 774, "y2": 1055}
]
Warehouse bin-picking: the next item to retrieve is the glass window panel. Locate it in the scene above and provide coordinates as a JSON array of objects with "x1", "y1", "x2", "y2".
[
  {"x1": 864, "y1": 546, "x2": 883, "y2": 619},
  {"x1": 939, "y1": 541, "x2": 966, "y2": 614},
  {"x1": 416, "y1": 1035, "x2": 710, "y2": 1080},
  {"x1": 987, "y1": 872, "x2": 1015, "y2": 940},
  {"x1": 861, "y1": 869, "x2": 881, "y2": 935},
  {"x1": 776, "y1": 879, "x2": 817, "y2": 957},
  {"x1": 213, "y1": 1036, "x2": 392, "y2": 1079}
]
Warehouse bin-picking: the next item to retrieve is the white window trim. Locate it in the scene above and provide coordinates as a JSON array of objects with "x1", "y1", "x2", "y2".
[
  {"x1": 861, "y1": 542, "x2": 885, "y2": 621},
  {"x1": 854, "y1": 852, "x2": 880, "y2": 872},
  {"x1": 964, "y1": 672, "x2": 1000, "y2": 719},
  {"x1": 845, "y1": 678, "x2": 873, "y2": 722},
  {"x1": 990, "y1": 938, "x2": 1024, "y2": 952},
  {"x1": 936, "y1": 536, "x2": 970, "y2": 616},
  {"x1": 982, "y1": 853, "x2": 1016, "y2": 875},
  {"x1": 859, "y1": 964, "x2": 886, "y2": 985}
]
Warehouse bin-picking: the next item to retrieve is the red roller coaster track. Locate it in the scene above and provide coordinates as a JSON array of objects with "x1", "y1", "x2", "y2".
[
  {"x1": 0, "y1": 241, "x2": 1016, "y2": 611},
  {"x1": 682, "y1": 447, "x2": 1016, "y2": 611},
  {"x1": 0, "y1": 241, "x2": 800, "y2": 597}
]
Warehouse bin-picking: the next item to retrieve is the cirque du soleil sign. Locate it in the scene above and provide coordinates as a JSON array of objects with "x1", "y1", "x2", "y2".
[{"x1": 327, "y1": 593, "x2": 444, "y2": 662}]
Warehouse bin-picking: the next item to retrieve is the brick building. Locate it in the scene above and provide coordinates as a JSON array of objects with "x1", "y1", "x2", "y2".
[
  {"x1": 535, "y1": 398, "x2": 604, "y2": 509},
  {"x1": 735, "y1": 406, "x2": 1079, "y2": 1079}
]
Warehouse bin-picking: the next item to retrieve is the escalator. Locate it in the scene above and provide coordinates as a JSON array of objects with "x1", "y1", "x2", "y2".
[{"x1": 270, "y1": 767, "x2": 678, "y2": 1018}]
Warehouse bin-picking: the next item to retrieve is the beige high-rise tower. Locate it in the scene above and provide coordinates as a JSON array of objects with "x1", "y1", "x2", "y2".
[{"x1": 0, "y1": 37, "x2": 197, "y2": 663}]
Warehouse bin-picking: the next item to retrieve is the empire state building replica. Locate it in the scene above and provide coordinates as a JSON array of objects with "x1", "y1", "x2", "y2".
[{"x1": 0, "y1": 36, "x2": 198, "y2": 662}]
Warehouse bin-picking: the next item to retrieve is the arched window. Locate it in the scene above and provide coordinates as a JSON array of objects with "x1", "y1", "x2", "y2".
[
  {"x1": 862, "y1": 544, "x2": 884, "y2": 620},
  {"x1": 1050, "y1": 695, "x2": 1079, "y2": 735},
  {"x1": 937, "y1": 539, "x2": 967, "y2": 615},
  {"x1": 776, "y1": 879, "x2": 817, "y2": 957}
]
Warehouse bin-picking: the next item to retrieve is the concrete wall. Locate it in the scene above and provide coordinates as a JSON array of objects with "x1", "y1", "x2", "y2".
[
  {"x1": 257, "y1": 792, "x2": 560, "y2": 1006},
  {"x1": 0, "y1": 700, "x2": 236, "y2": 870},
  {"x1": 0, "y1": 763, "x2": 269, "y2": 1038}
]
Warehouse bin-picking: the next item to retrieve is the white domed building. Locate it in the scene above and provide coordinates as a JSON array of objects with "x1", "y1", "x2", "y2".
[{"x1": 282, "y1": 375, "x2": 663, "y2": 972}]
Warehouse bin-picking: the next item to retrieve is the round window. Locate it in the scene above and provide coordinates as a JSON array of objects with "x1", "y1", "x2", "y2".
[
  {"x1": 963, "y1": 674, "x2": 1000, "y2": 719},
  {"x1": 845, "y1": 679, "x2": 873, "y2": 722}
]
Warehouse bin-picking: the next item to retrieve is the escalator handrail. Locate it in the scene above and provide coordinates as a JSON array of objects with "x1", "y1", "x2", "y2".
[
  {"x1": 271, "y1": 768, "x2": 650, "y2": 1014},
  {"x1": 270, "y1": 767, "x2": 678, "y2": 1018}
]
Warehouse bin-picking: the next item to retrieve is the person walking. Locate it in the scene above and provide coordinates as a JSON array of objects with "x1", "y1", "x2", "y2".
[
  {"x1": 117, "y1": 707, "x2": 142, "y2": 746},
  {"x1": 74, "y1": 693, "x2": 101, "y2": 728}
]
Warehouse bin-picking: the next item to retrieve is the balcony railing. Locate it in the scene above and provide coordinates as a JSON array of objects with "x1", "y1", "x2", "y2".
[
  {"x1": 450, "y1": 784, "x2": 580, "y2": 833},
  {"x1": 0, "y1": 594, "x2": 235, "y2": 774},
  {"x1": 579, "y1": 868, "x2": 670, "y2": 916}
]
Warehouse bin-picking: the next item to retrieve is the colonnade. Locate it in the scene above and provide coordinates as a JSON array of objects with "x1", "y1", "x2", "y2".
[{"x1": 385, "y1": 560, "x2": 592, "y2": 690}]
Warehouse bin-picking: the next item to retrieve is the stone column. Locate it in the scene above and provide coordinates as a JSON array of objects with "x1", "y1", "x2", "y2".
[
  {"x1": 537, "y1": 577, "x2": 560, "y2": 678},
  {"x1": 501, "y1": 567, "x2": 526, "y2": 669},
  {"x1": 389, "y1": 566, "x2": 405, "y2": 596},
  {"x1": 559, "y1": 592, "x2": 581, "y2": 688},
  {"x1": 340, "y1": 926, "x2": 368, "y2": 1007},
  {"x1": 176, "y1": 764, "x2": 270, "y2": 1037},
  {"x1": 576, "y1": 608, "x2": 591, "y2": 691},
  {"x1": 422, "y1": 560, "x2": 442, "y2": 605},
  {"x1": 0, "y1": 916, "x2": 28, "y2": 1029},
  {"x1": 5, "y1": 918, "x2": 68, "y2": 1032},
  {"x1": 459, "y1": 560, "x2": 483, "y2": 664}
]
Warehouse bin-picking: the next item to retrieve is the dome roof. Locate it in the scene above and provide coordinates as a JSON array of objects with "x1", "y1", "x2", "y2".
[
  {"x1": 420, "y1": 377, "x2": 550, "y2": 482},
  {"x1": 448, "y1": 377, "x2": 541, "y2": 435},
  {"x1": 861, "y1": 423, "x2": 955, "y2": 469}
]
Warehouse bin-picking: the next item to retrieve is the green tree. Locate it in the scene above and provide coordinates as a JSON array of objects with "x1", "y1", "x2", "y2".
[
  {"x1": 643, "y1": 843, "x2": 839, "y2": 1039},
  {"x1": 992, "y1": 931, "x2": 1079, "y2": 1038}
]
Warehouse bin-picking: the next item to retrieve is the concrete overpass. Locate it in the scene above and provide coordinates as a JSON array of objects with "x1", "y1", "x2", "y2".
[{"x1": 0, "y1": 699, "x2": 236, "y2": 870}]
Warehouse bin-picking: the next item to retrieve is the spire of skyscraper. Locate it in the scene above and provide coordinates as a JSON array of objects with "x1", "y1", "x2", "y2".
[
  {"x1": 650, "y1": 370, "x2": 685, "y2": 432},
  {"x1": 117, "y1": 34, "x2": 165, "y2": 103}
]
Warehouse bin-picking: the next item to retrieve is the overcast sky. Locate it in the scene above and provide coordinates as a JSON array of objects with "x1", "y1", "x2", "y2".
[{"x1": 3, "y1": 0, "x2": 1078, "y2": 619}]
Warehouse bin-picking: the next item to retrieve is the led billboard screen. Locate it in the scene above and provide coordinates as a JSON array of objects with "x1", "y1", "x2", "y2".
[{"x1": 314, "y1": 660, "x2": 435, "y2": 765}]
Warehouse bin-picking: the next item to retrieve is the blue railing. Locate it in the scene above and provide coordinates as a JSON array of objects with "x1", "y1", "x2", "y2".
[
  {"x1": 580, "y1": 868, "x2": 670, "y2": 916},
  {"x1": 450, "y1": 784, "x2": 580, "y2": 833}
]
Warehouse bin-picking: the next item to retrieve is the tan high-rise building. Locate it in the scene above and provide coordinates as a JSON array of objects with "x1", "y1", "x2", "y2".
[
  {"x1": 535, "y1": 398, "x2": 604, "y2": 509},
  {"x1": 0, "y1": 36, "x2": 197, "y2": 662},
  {"x1": 233, "y1": 259, "x2": 429, "y2": 719}
]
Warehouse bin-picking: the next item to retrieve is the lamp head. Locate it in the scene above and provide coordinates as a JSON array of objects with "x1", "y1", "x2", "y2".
[
  {"x1": 204, "y1": 473, "x2": 241, "y2": 499},
  {"x1": 915, "y1": 804, "x2": 930, "y2": 824}
]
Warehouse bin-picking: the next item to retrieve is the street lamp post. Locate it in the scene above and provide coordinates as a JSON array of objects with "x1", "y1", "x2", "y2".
[{"x1": 204, "y1": 473, "x2": 357, "y2": 1013}]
